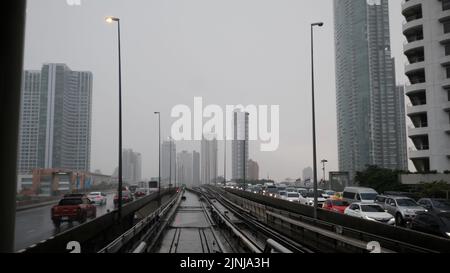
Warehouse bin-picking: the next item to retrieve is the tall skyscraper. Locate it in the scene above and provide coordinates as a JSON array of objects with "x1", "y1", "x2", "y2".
[
  {"x1": 161, "y1": 140, "x2": 176, "y2": 186},
  {"x1": 302, "y1": 167, "x2": 313, "y2": 182},
  {"x1": 121, "y1": 149, "x2": 142, "y2": 184},
  {"x1": 18, "y1": 71, "x2": 41, "y2": 174},
  {"x1": 18, "y1": 63, "x2": 93, "y2": 174},
  {"x1": 232, "y1": 111, "x2": 249, "y2": 180},
  {"x1": 402, "y1": 0, "x2": 450, "y2": 172},
  {"x1": 334, "y1": 0, "x2": 407, "y2": 178},
  {"x1": 177, "y1": 151, "x2": 193, "y2": 186},
  {"x1": 201, "y1": 135, "x2": 218, "y2": 184},
  {"x1": 248, "y1": 159, "x2": 259, "y2": 181},
  {"x1": 192, "y1": 151, "x2": 200, "y2": 186}
]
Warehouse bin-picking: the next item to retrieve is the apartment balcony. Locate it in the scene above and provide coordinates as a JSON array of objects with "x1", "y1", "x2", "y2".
[
  {"x1": 404, "y1": 39, "x2": 425, "y2": 53},
  {"x1": 408, "y1": 126, "x2": 429, "y2": 137},
  {"x1": 444, "y1": 124, "x2": 450, "y2": 134},
  {"x1": 441, "y1": 55, "x2": 450, "y2": 66},
  {"x1": 405, "y1": 83, "x2": 426, "y2": 96},
  {"x1": 401, "y1": 0, "x2": 422, "y2": 13},
  {"x1": 409, "y1": 148, "x2": 431, "y2": 159},
  {"x1": 402, "y1": 18, "x2": 424, "y2": 34},
  {"x1": 442, "y1": 78, "x2": 450, "y2": 89},
  {"x1": 407, "y1": 103, "x2": 428, "y2": 116},
  {"x1": 405, "y1": 61, "x2": 425, "y2": 74},
  {"x1": 438, "y1": 32, "x2": 450, "y2": 45},
  {"x1": 438, "y1": 9, "x2": 450, "y2": 23}
]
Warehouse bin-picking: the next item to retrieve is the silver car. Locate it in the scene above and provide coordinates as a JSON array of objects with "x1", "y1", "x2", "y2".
[{"x1": 384, "y1": 197, "x2": 427, "y2": 226}]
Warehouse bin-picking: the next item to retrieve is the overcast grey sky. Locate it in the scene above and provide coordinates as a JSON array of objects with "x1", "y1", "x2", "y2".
[{"x1": 23, "y1": 0, "x2": 407, "y2": 181}]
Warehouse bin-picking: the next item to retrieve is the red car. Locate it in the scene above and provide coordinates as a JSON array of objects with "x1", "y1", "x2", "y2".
[
  {"x1": 51, "y1": 194, "x2": 96, "y2": 227},
  {"x1": 134, "y1": 190, "x2": 146, "y2": 198},
  {"x1": 113, "y1": 191, "x2": 134, "y2": 207},
  {"x1": 322, "y1": 199, "x2": 350, "y2": 214}
]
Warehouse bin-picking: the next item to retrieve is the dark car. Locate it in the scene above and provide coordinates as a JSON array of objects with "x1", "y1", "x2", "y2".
[
  {"x1": 51, "y1": 194, "x2": 96, "y2": 227},
  {"x1": 417, "y1": 198, "x2": 450, "y2": 213},
  {"x1": 411, "y1": 212, "x2": 450, "y2": 239}
]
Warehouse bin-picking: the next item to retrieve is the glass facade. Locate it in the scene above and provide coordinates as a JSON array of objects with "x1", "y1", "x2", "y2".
[{"x1": 334, "y1": 0, "x2": 408, "y2": 179}]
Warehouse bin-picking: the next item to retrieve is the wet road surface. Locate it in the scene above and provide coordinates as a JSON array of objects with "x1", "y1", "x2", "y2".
[{"x1": 14, "y1": 193, "x2": 115, "y2": 251}]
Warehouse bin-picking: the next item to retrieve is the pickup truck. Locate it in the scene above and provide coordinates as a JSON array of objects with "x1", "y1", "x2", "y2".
[{"x1": 51, "y1": 194, "x2": 97, "y2": 227}]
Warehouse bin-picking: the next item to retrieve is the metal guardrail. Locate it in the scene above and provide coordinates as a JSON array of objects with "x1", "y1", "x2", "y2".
[
  {"x1": 224, "y1": 188, "x2": 450, "y2": 253},
  {"x1": 18, "y1": 189, "x2": 176, "y2": 253},
  {"x1": 99, "y1": 190, "x2": 180, "y2": 253}
]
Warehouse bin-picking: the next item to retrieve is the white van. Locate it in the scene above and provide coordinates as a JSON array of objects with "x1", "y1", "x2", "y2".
[{"x1": 342, "y1": 187, "x2": 378, "y2": 204}]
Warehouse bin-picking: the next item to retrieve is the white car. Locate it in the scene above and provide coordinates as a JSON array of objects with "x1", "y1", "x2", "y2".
[
  {"x1": 299, "y1": 192, "x2": 326, "y2": 206},
  {"x1": 87, "y1": 192, "x2": 107, "y2": 206},
  {"x1": 322, "y1": 190, "x2": 336, "y2": 199},
  {"x1": 344, "y1": 203, "x2": 395, "y2": 225},
  {"x1": 278, "y1": 191, "x2": 288, "y2": 200},
  {"x1": 284, "y1": 192, "x2": 301, "y2": 203}
]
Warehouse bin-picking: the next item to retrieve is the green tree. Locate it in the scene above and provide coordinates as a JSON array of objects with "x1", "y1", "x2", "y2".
[
  {"x1": 417, "y1": 181, "x2": 450, "y2": 199},
  {"x1": 354, "y1": 165, "x2": 407, "y2": 193}
]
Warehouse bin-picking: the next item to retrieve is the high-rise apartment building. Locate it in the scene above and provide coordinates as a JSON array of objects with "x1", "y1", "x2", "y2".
[
  {"x1": 122, "y1": 149, "x2": 142, "y2": 184},
  {"x1": 201, "y1": 135, "x2": 218, "y2": 185},
  {"x1": 248, "y1": 159, "x2": 259, "y2": 181},
  {"x1": 18, "y1": 71, "x2": 41, "y2": 174},
  {"x1": 177, "y1": 151, "x2": 193, "y2": 186},
  {"x1": 193, "y1": 151, "x2": 200, "y2": 186},
  {"x1": 232, "y1": 111, "x2": 249, "y2": 180},
  {"x1": 161, "y1": 140, "x2": 176, "y2": 186},
  {"x1": 18, "y1": 63, "x2": 93, "y2": 174},
  {"x1": 334, "y1": 0, "x2": 408, "y2": 178},
  {"x1": 402, "y1": 0, "x2": 450, "y2": 172}
]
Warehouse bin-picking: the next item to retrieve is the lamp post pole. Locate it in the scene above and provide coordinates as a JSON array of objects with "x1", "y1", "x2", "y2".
[
  {"x1": 155, "y1": 112, "x2": 161, "y2": 197},
  {"x1": 310, "y1": 22, "x2": 323, "y2": 219},
  {"x1": 105, "y1": 16, "x2": 123, "y2": 220}
]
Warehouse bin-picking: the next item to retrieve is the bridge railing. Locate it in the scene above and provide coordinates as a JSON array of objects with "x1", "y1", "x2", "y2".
[
  {"x1": 224, "y1": 188, "x2": 450, "y2": 253},
  {"x1": 18, "y1": 188, "x2": 177, "y2": 253}
]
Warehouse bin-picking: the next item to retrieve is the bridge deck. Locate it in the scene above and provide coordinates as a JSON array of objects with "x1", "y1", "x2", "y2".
[{"x1": 154, "y1": 191, "x2": 221, "y2": 253}]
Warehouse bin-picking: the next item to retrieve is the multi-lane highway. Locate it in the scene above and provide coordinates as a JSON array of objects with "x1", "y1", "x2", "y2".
[{"x1": 14, "y1": 193, "x2": 116, "y2": 251}]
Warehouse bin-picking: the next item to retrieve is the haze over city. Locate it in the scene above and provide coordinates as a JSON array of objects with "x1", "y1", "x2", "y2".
[{"x1": 23, "y1": 0, "x2": 407, "y2": 181}]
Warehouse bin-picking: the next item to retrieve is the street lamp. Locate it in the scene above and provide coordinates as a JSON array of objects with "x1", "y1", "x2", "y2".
[
  {"x1": 105, "y1": 16, "x2": 123, "y2": 219},
  {"x1": 155, "y1": 112, "x2": 161, "y2": 197},
  {"x1": 321, "y1": 159, "x2": 328, "y2": 189},
  {"x1": 311, "y1": 22, "x2": 323, "y2": 219}
]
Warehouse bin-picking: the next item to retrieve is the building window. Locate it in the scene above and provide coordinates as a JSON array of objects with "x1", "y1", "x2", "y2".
[
  {"x1": 444, "y1": 20, "x2": 450, "y2": 34},
  {"x1": 447, "y1": 66, "x2": 450, "y2": 79},
  {"x1": 444, "y1": 0, "x2": 450, "y2": 11}
]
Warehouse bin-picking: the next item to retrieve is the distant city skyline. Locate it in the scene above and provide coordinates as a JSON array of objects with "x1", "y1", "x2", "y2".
[{"x1": 22, "y1": 0, "x2": 408, "y2": 181}]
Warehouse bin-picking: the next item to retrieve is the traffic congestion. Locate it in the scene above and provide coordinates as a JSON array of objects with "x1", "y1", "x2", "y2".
[{"x1": 224, "y1": 183, "x2": 450, "y2": 239}]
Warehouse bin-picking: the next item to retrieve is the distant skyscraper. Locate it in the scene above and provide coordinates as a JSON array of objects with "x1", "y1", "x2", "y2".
[
  {"x1": 18, "y1": 63, "x2": 93, "y2": 174},
  {"x1": 201, "y1": 135, "x2": 218, "y2": 185},
  {"x1": 192, "y1": 151, "x2": 200, "y2": 186},
  {"x1": 177, "y1": 151, "x2": 193, "y2": 186},
  {"x1": 401, "y1": 0, "x2": 450, "y2": 172},
  {"x1": 122, "y1": 149, "x2": 142, "y2": 184},
  {"x1": 334, "y1": 0, "x2": 407, "y2": 178},
  {"x1": 161, "y1": 140, "x2": 176, "y2": 186},
  {"x1": 396, "y1": 86, "x2": 408, "y2": 171},
  {"x1": 248, "y1": 159, "x2": 259, "y2": 181},
  {"x1": 232, "y1": 111, "x2": 249, "y2": 180},
  {"x1": 302, "y1": 167, "x2": 313, "y2": 183}
]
